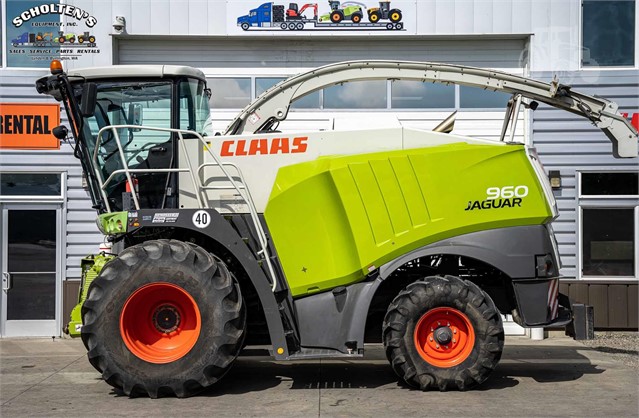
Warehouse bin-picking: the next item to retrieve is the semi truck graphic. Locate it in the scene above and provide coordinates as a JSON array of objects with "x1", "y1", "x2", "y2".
[
  {"x1": 11, "y1": 32, "x2": 57, "y2": 47},
  {"x1": 237, "y1": 1, "x2": 404, "y2": 31}
]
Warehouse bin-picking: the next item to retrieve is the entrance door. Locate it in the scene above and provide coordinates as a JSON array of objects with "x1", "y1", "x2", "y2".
[{"x1": 1, "y1": 205, "x2": 60, "y2": 337}]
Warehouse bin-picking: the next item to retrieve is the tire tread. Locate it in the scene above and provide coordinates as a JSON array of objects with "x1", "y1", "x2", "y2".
[{"x1": 81, "y1": 239, "x2": 245, "y2": 398}]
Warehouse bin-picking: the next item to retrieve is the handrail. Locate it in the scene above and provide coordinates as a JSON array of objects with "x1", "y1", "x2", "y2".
[
  {"x1": 197, "y1": 158, "x2": 276, "y2": 290},
  {"x1": 91, "y1": 124, "x2": 278, "y2": 291}
]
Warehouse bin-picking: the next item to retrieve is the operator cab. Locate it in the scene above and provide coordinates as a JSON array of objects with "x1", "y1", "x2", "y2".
[{"x1": 37, "y1": 63, "x2": 213, "y2": 212}]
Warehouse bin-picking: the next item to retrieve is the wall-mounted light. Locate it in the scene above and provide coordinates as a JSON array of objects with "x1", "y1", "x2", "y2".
[
  {"x1": 548, "y1": 170, "x2": 561, "y2": 189},
  {"x1": 112, "y1": 16, "x2": 126, "y2": 34}
]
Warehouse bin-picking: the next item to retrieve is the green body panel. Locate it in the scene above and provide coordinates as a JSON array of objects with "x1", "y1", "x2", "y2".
[
  {"x1": 67, "y1": 253, "x2": 115, "y2": 337},
  {"x1": 264, "y1": 143, "x2": 552, "y2": 297}
]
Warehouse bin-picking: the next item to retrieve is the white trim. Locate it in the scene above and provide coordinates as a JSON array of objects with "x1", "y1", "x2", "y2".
[
  {"x1": 0, "y1": 202, "x2": 64, "y2": 337},
  {"x1": 575, "y1": 278, "x2": 639, "y2": 282}
]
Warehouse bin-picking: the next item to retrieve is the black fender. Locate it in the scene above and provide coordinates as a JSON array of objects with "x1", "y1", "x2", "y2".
[
  {"x1": 125, "y1": 208, "x2": 290, "y2": 359},
  {"x1": 379, "y1": 225, "x2": 559, "y2": 280},
  {"x1": 294, "y1": 225, "x2": 559, "y2": 352}
]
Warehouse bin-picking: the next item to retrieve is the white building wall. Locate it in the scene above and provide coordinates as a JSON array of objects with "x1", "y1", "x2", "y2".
[{"x1": 64, "y1": 0, "x2": 583, "y2": 73}]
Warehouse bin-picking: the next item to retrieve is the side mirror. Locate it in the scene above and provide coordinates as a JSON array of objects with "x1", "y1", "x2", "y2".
[
  {"x1": 128, "y1": 103, "x2": 143, "y2": 126},
  {"x1": 80, "y1": 82, "x2": 97, "y2": 117},
  {"x1": 128, "y1": 103, "x2": 143, "y2": 132},
  {"x1": 52, "y1": 125, "x2": 68, "y2": 140}
]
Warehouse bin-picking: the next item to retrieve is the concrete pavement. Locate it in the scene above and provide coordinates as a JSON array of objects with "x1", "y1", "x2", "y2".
[{"x1": 1, "y1": 336, "x2": 637, "y2": 417}]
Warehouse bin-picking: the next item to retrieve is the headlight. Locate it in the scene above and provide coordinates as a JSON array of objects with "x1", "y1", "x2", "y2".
[{"x1": 536, "y1": 254, "x2": 556, "y2": 277}]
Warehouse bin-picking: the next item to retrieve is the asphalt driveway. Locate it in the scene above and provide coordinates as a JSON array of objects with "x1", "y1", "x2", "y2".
[{"x1": 1, "y1": 336, "x2": 637, "y2": 417}]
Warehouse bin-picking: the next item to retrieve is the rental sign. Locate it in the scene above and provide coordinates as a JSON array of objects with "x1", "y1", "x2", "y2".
[{"x1": 0, "y1": 103, "x2": 60, "y2": 149}]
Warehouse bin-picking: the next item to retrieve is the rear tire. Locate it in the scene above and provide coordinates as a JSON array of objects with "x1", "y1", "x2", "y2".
[
  {"x1": 389, "y1": 9, "x2": 402, "y2": 23},
  {"x1": 383, "y1": 275, "x2": 504, "y2": 391},
  {"x1": 81, "y1": 239, "x2": 246, "y2": 398}
]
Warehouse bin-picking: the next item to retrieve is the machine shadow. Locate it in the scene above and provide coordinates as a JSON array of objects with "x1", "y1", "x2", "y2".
[
  {"x1": 483, "y1": 344, "x2": 606, "y2": 386},
  {"x1": 193, "y1": 343, "x2": 606, "y2": 397}
]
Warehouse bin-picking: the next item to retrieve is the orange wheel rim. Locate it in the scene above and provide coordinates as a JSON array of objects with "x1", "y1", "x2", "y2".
[
  {"x1": 414, "y1": 307, "x2": 475, "y2": 368},
  {"x1": 120, "y1": 282, "x2": 201, "y2": 364}
]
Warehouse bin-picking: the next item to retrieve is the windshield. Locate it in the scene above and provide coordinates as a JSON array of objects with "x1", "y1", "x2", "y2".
[
  {"x1": 76, "y1": 77, "x2": 212, "y2": 211},
  {"x1": 81, "y1": 81, "x2": 172, "y2": 171}
]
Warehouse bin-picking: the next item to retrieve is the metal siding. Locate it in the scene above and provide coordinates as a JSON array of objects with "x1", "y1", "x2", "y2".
[
  {"x1": 116, "y1": 38, "x2": 526, "y2": 68},
  {"x1": 150, "y1": 0, "x2": 172, "y2": 35},
  {"x1": 588, "y1": 284, "x2": 609, "y2": 327},
  {"x1": 63, "y1": 280, "x2": 81, "y2": 327},
  {"x1": 608, "y1": 285, "x2": 629, "y2": 328},
  {"x1": 473, "y1": 0, "x2": 493, "y2": 33},
  {"x1": 532, "y1": 70, "x2": 639, "y2": 281},
  {"x1": 131, "y1": 0, "x2": 152, "y2": 34},
  {"x1": 629, "y1": 286, "x2": 639, "y2": 328},
  {"x1": 0, "y1": 69, "x2": 101, "y2": 281},
  {"x1": 492, "y1": 0, "x2": 513, "y2": 34},
  {"x1": 435, "y1": 0, "x2": 456, "y2": 33},
  {"x1": 558, "y1": 282, "x2": 638, "y2": 330}
]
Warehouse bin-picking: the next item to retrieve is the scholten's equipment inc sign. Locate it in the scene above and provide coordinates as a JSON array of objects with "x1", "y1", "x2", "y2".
[
  {"x1": 6, "y1": 0, "x2": 100, "y2": 67},
  {"x1": 12, "y1": 3, "x2": 97, "y2": 28}
]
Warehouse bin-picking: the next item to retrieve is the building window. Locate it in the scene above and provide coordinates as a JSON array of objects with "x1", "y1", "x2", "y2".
[
  {"x1": 391, "y1": 81, "x2": 455, "y2": 109},
  {"x1": 256, "y1": 77, "x2": 320, "y2": 109},
  {"x1": 207, "y1": 78, "x2": 251, "y2": 109},
  {"x1": 579, "y1": 171, "x2": 638, "y2": 278},
  {"x1": 207, "y1": 76, "x2": 514, "y2": 110},
  {"x1": 581, "y1": 172, "x2": 639, "y2": 196},
  {"x1": 0, "y1": 173, "x2": 62, "y2": 197},
  {"x1": 459, "y1": 86, "x2": 511, "y2": 109},
  {"x1": 582, "y1": 0, "x2": 636, "y2": 67},
  {"x1": 323, "y1": 81, "x2": 387, "y2": 109},
  {"x1": 255, "y1": 77, "x2": 284, "y2": 97},
  {"x1": 582, "y1": 208, "x2": 635, "y2": 276}
]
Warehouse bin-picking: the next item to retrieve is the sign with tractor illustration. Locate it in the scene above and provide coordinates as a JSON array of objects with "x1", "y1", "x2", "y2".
[
  {"x1": 230, "y1": 1, "x2": 415, "y2": 33},
  {"x1": 6, "y1": 0, "x2": 99, "y2": 67}
]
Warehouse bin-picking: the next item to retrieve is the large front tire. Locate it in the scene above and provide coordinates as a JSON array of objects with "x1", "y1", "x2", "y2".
[
  {"x1": 81, "y1": 239, "x2": 246, "y2": 398},
  {"x1": 383, "y1": 275, "x2": 504, "y2": 391}
]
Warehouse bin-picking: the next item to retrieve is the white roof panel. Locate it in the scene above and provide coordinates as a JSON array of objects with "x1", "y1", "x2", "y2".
[{"x1": 67, "y1": 65, "x2": 205, "y2": 80}]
